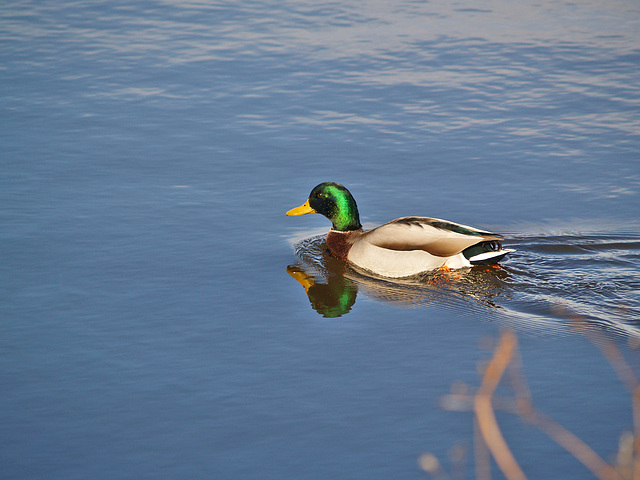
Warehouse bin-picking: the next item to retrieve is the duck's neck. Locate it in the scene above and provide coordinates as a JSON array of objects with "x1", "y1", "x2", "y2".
[
  {"x1": 328, "y1": 196, "x2": 361, "y2": 231},
  {"x1": 326, "y1": 229, "x2": 361, "y2": 261}
]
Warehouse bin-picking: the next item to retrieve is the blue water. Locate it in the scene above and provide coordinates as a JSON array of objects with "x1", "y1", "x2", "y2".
[{"x1": 2, "y1": 1, "x2": 640, "y2": 478}]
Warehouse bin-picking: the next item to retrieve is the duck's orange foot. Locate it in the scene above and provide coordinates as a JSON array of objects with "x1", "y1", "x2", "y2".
[{"x1": 438, "y1": 266, "x2": 453, "y2": 272}]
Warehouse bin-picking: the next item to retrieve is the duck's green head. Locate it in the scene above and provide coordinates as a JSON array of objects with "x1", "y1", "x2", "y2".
[{"x1": 286, "y1": 182, "x2": 362, "y2": 232}]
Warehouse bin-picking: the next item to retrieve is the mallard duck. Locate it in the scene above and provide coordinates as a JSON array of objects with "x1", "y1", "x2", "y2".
[{"x1": 286, "y1": 182, "x2": 514, "y2": 278}]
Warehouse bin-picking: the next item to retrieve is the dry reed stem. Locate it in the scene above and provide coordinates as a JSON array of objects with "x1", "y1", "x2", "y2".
[
  {"x1": 473, "y1": 417, "x2": 492, "y2": 480},
  {"x1": 522, "y1": 408, "x2": 623, "y2": 480},
  {"x1": 571, "y1": 320, "x2": 640, "y2": 480},
  {"x1": 503, "y1": 331, "x2": 622, "y2": 480},
  {"x1": 474, "y1": 331, "x2": 527, "y2": 480},
  {"x1": 444, "y1": 390, "x2": 623, "y2": 480},
  {"x1": 434, "y1": 325, "x2": 638, "y2": 480},
  {"x1": 595, "y1": 340, "x2": 640, "y2": 480},
  {"x1": 589, "y1": 331, "x2": 639, "y2": 394}
]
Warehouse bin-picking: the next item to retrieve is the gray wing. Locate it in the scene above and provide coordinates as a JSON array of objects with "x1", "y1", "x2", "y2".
[{"x1": 361, "y1": 216, "x2": 503, "y2": 257}]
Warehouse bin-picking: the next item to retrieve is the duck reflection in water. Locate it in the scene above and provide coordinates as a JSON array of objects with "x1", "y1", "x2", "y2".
[
  {"x1": 287, "y1": 265, "x2": 358, "y2": 318},
  {"x1": 287, "y1": 235, "x2": 511, "y2": 318}
]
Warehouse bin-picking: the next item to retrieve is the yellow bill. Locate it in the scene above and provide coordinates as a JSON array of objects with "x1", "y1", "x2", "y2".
[{"x1": 286, "y1": 199, "x2": 316, "y2": 216}]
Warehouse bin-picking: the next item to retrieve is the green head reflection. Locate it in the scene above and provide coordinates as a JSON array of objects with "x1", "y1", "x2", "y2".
[{"x1": 287, "y1": 265, "x2": 357, "y2": 318}]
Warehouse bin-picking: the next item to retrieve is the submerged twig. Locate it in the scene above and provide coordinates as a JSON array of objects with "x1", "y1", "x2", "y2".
[
  {"x1": 428, "y1": 323, "x2": 639, "y2": 480},
  {"x1": 443, "y1": 390, "x2": 623, "y2": 480},
  {"x1": 570, "y1": 319, "x2": 640, "y2": 480},
  {"x1": 473, "y1": 417, "x2": 492, "y2": 480},
  {"x1": 505, "y1": 325, "x2": 622, "y2": 480},
  {"x1": 524, "y1": 408, "x2": 623, "y2": 480},
  {"x1": 474, "y1": 331, "x2": 527, "y2": 480}
]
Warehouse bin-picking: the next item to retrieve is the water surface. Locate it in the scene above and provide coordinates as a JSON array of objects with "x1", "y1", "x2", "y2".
[{"x1": 2, "y1": 0, "x2": 640, "y2": 479}]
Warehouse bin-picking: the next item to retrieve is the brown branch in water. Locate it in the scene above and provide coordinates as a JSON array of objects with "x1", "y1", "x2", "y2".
[
  {"x1": 571, "y1": 320, "x2": 640, "y2": 394},
  {"x1": 445, "y1": 391, "x2": 623, "y2": 480},
  {"x1": 434, "y1": 322, "x2": 638, "y2": 480},
  {"x1": 474, "y1": 331, "x2": 528, "y2": 480},
  {"x1": 446, "y1": 327, "x2": 623, "y2": 480},
  {"x1": 503, "y1": 329, "x2": 623, "y2": 480},
  {"x1": 506, "y1": 341, "x2": 534, "y2": 416},
  {"x1": 522, "y1": 408, "x2": 623, "y2": 480},
  {"x1": 568, "y1": 317, "x2": 640, "y2": 480},
  {"x1": 473, "y1": 417, "x2": 492, "y2": 480}
]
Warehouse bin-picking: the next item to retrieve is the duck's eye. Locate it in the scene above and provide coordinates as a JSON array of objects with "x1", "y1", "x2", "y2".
[{"x1": 316, "y1": 192, "x2": 323, "y2": 198}]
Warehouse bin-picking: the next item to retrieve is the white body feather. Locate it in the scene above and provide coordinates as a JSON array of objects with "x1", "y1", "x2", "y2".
[
  {"x1": 345, "y1": 217, "x2": 504, "y2": 278},
  {"x1": 348, "y1": 243, "x2": 471, "y2": 277}
]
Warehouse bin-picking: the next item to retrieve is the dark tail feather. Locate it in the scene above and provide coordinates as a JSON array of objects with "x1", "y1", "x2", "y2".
[{"x1": 463, "y1": 240, "x2": 515, "y2": 265}]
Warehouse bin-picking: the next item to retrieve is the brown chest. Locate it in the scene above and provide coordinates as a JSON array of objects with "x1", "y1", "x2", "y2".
[{"x1": 326, "y1": 230, "x2": 357, "y2": 261}]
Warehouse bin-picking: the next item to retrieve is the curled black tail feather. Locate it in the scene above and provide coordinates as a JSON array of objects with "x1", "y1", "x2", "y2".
[{"x1": 463, "y1": 240, "x2": 513, "y2": 265}]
